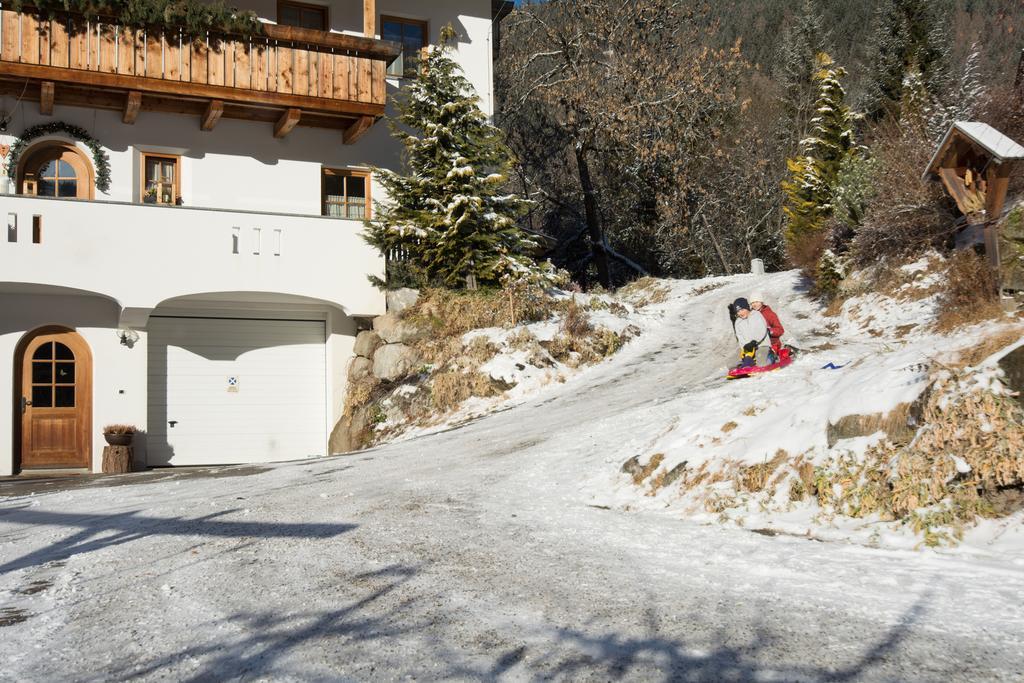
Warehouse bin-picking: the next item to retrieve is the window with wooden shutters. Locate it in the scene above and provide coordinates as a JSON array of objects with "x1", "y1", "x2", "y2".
[{"x1": 322, "y1": 169, "x2": 370, "y2": 220}]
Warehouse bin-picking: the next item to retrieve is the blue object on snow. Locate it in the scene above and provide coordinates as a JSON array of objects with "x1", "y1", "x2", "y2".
[{"x1": 821, "y1": 362, "x2": 847, "y2": 370}]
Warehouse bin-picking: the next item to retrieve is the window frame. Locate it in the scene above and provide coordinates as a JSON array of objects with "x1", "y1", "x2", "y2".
[
  {"x1": 139, "y1": 152, "x2": 182, "y2": 206},
  {"x1": 321, "y1": 168, "x2": 371, "y2": 220},
  {"x1": 380, "y1": 15, "x2": 429, "y2": 79},
  {"x1": 277, "y1": 0, "x2": 329, "y2": 31},
  {"x1": 17, "y1": 142, "x2": 94, "y2": 200}
]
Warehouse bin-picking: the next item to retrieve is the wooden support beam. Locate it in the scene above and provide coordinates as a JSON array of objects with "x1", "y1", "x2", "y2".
[
  {"x1": 364, "y1": 0, "x2": 376, "y2": 37},
  {"x1": 274, "y1": 108, "x2": 302, "y2": 138},
  {"x1": 122, "y1": 91, "x2": 142, "y2": 124},
  {"x1": 39, "y1": 81, "x2": 54, "y2": 115},
  {"x1": 343, "y1": 115, "x2": 375, "y2": 144},
  {"x1": 201, "y1": 99, "x2": 224, "y2": 131}
]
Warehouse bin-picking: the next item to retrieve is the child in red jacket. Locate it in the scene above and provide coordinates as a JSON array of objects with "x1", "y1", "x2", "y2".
[{"x1": 749, "y1": 292, "x2": 785, "y2": 363}]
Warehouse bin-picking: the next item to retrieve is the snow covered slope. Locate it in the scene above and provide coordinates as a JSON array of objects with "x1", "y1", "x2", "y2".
[{"x1": 2, "y1": 270, "x2": 1024, "y2": 680}]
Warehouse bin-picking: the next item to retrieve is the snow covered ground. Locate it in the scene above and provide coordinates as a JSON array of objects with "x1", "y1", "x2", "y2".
[{"x1": 2, "y1": 270, "x2": 1023, "y2": 680}]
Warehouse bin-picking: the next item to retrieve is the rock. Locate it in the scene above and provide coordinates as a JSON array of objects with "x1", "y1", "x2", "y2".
[
  {"x1": 826, "y1": 401, "x2": 922, "y2": 447},
  {"x1": 998, "y1": 345, "x2": 1024, "y2": 408},
  {"x1": 621, "y1": 455, "x2": 643, "y2": 478},
  {"x1": 328, "y1": 408, "x2": 370, "y2": 454},
  {"x1": 372, "y1": 343, "x2": 422, "y2": 382},
  {"x1": 373, "y1": 313, "x2": 428, "y2": 344},
  {"x1": 353, "y1": 331, "x2": 382, "y2": 358},
  {"x1": 386, "y1": 288, "x2": 420, "y2": 315},
  {"x1": 348, "y1": 356, "x2": 373, "y2": 382},
  {"x1": 661, "y1": 461, "x2": 688, "y2": 488}
]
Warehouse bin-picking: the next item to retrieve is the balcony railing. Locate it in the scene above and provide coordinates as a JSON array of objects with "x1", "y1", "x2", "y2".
[
  {"x1": 1, "y1": 193, "x2": 386, "y2": 316},
  {"x1": 0, "y1": 6, "x2": 400, "y2": 139}
]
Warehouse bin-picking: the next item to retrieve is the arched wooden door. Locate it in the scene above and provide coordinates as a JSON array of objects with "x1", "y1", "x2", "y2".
[{"x1": 16, "y1": 328, "x2": 92, "y2": 470}]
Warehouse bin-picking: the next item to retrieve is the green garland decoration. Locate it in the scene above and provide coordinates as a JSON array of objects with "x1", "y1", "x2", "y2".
[
  {"x1": 6, "y1": 122, "x2": 112, "y2": 193},
  {"x1": 9, "y1": 0, "x2": 262, "y2": 40}
]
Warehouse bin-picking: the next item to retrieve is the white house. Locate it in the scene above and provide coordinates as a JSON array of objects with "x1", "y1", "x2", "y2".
[{"x1": 0, "y1": 0, "x2": 510, "y2": 474}]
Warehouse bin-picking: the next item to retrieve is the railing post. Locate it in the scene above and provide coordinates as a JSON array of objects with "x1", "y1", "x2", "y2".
[{"x1": 363, "y1": 0, "x2": 375, "y2": 38}]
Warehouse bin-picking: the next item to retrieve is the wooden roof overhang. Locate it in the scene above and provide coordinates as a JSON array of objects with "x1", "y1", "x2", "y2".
[
  {"x1": 922, "y1": 121, "x2": 1024, "y2": 270},
  {"x1": 0, "y1": 8, "x2": 400, "y2": 141}
]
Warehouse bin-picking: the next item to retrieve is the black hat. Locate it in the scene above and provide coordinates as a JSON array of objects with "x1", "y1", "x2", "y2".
[{"x1": 733, "y1": 297, "x2": 750, "y2": 311}]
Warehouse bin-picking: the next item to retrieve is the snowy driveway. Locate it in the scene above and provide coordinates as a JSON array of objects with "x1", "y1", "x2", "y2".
[{"x1": 2, "y1": 273, "x2": 1023, "y2": 681}]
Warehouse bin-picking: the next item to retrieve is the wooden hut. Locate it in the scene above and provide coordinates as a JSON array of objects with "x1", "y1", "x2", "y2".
[{"x1": 922, "y1": 121, "x2": 1024, "y2": 267}]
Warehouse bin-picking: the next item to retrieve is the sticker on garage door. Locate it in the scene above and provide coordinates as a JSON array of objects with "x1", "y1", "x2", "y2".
[{"x1": 227, "y1": 376, "x2": 240, "y2": 393}]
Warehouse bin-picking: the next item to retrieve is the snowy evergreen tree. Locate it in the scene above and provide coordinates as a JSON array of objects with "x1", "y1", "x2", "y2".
[
  {"x1": 775, "y1": 0, "x2": 830, "y2": 149},
  {"x1": 365, "y1": 26, "x2": 538, "y2": 290},
  {"x1": 782, "y1": 53, "x2": 859, "y2": 251},
  {"x1": 859, "y1": 0, "x2": 950, "y2": 122}
]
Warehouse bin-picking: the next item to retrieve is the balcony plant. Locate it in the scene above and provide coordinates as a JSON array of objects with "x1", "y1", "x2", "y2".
[
  {"x1": 0, "y1": 144, "x2": 9, "y2": 194},
  {"x1": 10, "y1": 0, "x2": 263, "y2": 40},
  {"x1": 102, "y1": 424, "x2": 136, "y2": 447}
]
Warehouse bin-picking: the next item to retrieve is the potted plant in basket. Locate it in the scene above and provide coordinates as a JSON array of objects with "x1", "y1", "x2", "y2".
[{"x1": 103, "y1": 424, "x2": 136, "y2": 446}]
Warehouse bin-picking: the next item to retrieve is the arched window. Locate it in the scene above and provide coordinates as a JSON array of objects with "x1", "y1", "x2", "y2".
[{"x1": 17, "y1": 142, "x2": 94, "y2": 200}]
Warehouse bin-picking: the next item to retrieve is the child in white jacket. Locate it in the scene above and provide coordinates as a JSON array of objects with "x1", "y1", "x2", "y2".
[{"x1": 730, "y1": 297, "x2": 769, "y2": 368}]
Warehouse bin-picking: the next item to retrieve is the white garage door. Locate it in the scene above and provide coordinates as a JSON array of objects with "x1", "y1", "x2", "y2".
[{"x1": 147, "y1": 317, "x2": 327, "y2": 466}]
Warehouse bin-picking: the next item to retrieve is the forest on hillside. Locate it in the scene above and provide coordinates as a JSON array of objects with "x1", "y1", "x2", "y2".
[{"x1": 495, "y1": 0, "x2": 1024, "y2": 289}]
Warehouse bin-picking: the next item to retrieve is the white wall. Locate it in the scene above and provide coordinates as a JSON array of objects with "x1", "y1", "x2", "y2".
[
  {"x1": 0, "y1": 194, "x2": 386, "y2": 317},
  {"x1": 0, "y1": 293, "x2": 147, "y2": 476}
]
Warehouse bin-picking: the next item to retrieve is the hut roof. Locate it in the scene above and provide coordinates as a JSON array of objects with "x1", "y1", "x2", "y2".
[{"x1": 922, "y1": 121, "x2": 1024, "y2": 180}]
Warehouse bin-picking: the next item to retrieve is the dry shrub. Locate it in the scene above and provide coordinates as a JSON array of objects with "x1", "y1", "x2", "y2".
[
  {"x1": 956, "y1": 326, "x2": 1024, "y2": 367},
  {"x1": 788, "y1": 228, "x2": 829, "y2": 277},
  {"x1": 690, "y1": 282, "x2": 726, "y2": 297},
  {"x1": 619, "y1": 277, "x2": 671, "y2": 307},
  {"x1": 851, "y1": 120, "x2": 956, "y2": 266},
  {"x1": 934, "y1": 250, "x2": 1003, "y2": 332},
  {"x1": 544, "y1": 326, "x2": 633, "y2": 367},
  {"x1": 344, "y1": 376, "x2": 381, "y2": 416},
  {"x1": 737, "y1": 450, "x2": 788, "y2": 493},
  {"x1": 562, "y1": 297, "x2": 592, "y2": 338},
  {"x1": 409, "y1": 284, "x2": 558, "y2": 337},
  {"x1": 430, "y1": 371, "x2": 505, "y2": 411},
  {"x1": 632, "y1": 452, "x2": 665, "y2": 485},
  {"x1": 814, "y1": 366, "x2": 1024, "y2": 545},
  {"x1": 721, "y1": 421, "x2": 738, "y2": 433},
  {"x1": 466, "y1": 336, "x2": 500, "y2": 364}
]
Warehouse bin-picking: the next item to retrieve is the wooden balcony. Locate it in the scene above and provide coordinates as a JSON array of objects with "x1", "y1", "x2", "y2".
[{"x1": 0, "y1": 7, "x2": 400, "y2": 140}]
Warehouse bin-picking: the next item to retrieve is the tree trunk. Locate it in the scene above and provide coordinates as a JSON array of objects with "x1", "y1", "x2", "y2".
[
  {"x1": 574, "y1": 145, "x2": 612, "y2": 288},
  {"x1": 700, "y1": 214, "x2": 733, "y2": 276}
]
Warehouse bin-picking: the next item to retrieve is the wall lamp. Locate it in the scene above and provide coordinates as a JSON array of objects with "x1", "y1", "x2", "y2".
[{"x1": 117, "y1": 328, "x2": 140, "y2": 347}]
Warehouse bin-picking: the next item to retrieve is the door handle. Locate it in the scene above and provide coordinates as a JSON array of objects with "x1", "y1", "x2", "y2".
[
  {"x1": 20, "y1": 397, "x2": 31, "y2": 414},
  {"x1": 168, "y1": 420, "x2": 178, "y2": 428}
]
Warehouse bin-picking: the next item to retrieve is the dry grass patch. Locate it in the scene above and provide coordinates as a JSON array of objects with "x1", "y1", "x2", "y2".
[
  {"x1": 619, "y1": 277, "x2": 671, "y2": 307},
  {"x1": 631, "y1": 452, "x2": 665, "y2": 485},
  {"x1": 721, "y1": 421, "x2": 738, "y2": 433},
  {"x1": 956, "y1": 326, "x2": 1024, "y2": 367},
  {"x1": 934, "y1": 250, "x2": 1003, "y2": 332},
  {"x1": 430, "y1": 371, "x2": 506, "y2": 411},
  {"x1": 737, "y1": 450, "x2": 789, "y2": 494},
  {"x1": 814, "y1": 366, "x2": 1024, "y2": 545}
]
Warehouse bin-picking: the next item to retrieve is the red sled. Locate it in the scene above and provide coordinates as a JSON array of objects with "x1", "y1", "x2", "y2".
[{"x1": 726, "y1": 349, "x2": 793, "y2": 380}]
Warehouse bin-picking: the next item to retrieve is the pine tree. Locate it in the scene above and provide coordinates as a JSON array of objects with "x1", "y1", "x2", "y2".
[
  {"x1": 365, "y1": 26, "x2": 538, "y2": 290},
  {"x1": 782, "y1": 53, "x2": 858, "y2": 251},
  {"x1": 860, "y1": 0, "x2": 951, "y2": 122},
  {"x1": 775, "y1": 0, "x2": 830, "y2": 150}
]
